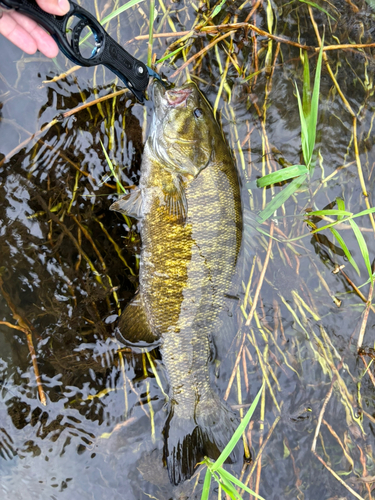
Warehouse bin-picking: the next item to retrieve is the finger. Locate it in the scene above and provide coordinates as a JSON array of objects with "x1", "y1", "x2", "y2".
[
  {"x1": 36, "y1": 0, "x2": 70, "y2": 16},
  {"x1": 4, "y1": 11, "x2": 59, "y2": 58},
  {"x1": 0, "y1": 12, "x2": 38, "y2": 54}
]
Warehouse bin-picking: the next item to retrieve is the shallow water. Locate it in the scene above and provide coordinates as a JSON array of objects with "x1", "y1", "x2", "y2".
[{"x1": 1, "y1": 1, "x2": 375, "y2": 499}]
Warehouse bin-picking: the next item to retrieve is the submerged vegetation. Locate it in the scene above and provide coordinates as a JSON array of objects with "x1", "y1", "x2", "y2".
[
  {"x1": 201, "y1": 383, "x2": 265, "y2": 500},
  {"x1": 1, "y1": 0, "x2": 375, "y2": 499}
]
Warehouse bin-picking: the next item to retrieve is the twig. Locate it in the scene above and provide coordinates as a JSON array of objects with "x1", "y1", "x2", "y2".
[
  {"x1": 169, "y1": 31, "x2": 235, "y2": 78},
  {"x1": 246, "y1": 222, "x2": 274, "y2": 327},
  {"x1": 359, "y1": 357, "x2": 375, "y2": 387},
  {"x1": 0, "y1": 277, "x2": 46, "y2": 405},
  {"x1": 311, "y1": 378, "x2": 335, "y2": 454},
  {"x1": 338, "y1": 268, "x2": 375, "y2": 314},
  {"x1": 0, "y1": 321, "x2": 27, "y2": 332},
  {"x1": 242, "y1": 415, "x2": 281, "y2": 492},
  {"x1": 243, "y1": 0, "x2": 261, "y2": 23},
  {"x1": 308, "y1": 6, "x2": 355, "y2": 118},
  {"x1": 224, "y1": 222, "x2": 274, "y2": 401},
  {"x1": 312, "y1": 451, "x2": 365, "y2": 500},
  {"x1": 322, "y1": 43, "x2": 375, "y2": 51},
  {"x1": 63, "y1": 89, "x2": 129, "y2": 118},
  {"x1": 0, "y1": 119, "x2": 58, "y2": 168},
  {"x1": 322, "y1": 419, "x2": 354, "y2": 469},
  {"x1": 310, "y1": 377, "x2": 364, "y2": 498}
]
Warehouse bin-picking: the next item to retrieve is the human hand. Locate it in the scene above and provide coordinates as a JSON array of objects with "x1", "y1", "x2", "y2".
[{"x1": 0, "y1": 0, "x2": 70, "y2": 58}]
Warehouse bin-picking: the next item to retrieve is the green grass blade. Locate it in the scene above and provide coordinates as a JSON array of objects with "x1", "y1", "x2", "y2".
[
  {"x1": 307, "y1": 209, "x2": 352, "y2": 217},
  {"x1": 100, "y1": 140, "x2": 127, "y2": 194},
  {"x1": 295, "y1": 84, "x2": 310, "y2": 165},
  {"x1": 336, "y1": 197, "x2": 346, "y2": 221},
  {"x1": 148, "y1": 0, "x2": 155, "y2": 67},
  {"x1": 298, "y1": 0, "x2": 336, "y2": 19},
  {"x1": 201, "y1": 470, "x2": 212, "y2": 500},
  {"x1": 218, "y1": 477, "x2": 241, "y2": 500},
  {"x1": 258, "y1": 174, "x2": 308, "y2": 222},
  {"x1": 156, "y1": 45, "x2": 185, "y2": 64},
  {"x1": 210, "y1": 0, "x2": 227, "y2": 18},
  {"x1": 302, "y1": 51, "x2": 311, "y2": 119},
  {"x1": 211, "y1": 383, "x2": 264, "y2": 471},
  {"x1": 101, "y1": 0, "x2": 145, "y2": 24},
  {"x1": 351, "y1": 207, "x2": 375, "y2": 219},
  {"x1": 219, "y1": 468, "x2": 266, "y2": 500},
  {"x1": 349, "y1": 219, "x2": 373, "y2": 283},
  {"x1": 257, "y1": 165, "x2": 308, "y2": 188},
  {"x1": 307, "y1": 39, "x2": 324, "y2": 167},
  {"x1": 286, "y1": 217, "x2": 351, "y2": 242},
  {"x1": 358, "y1": 272, "x2": 375, "y2": 289},
  {"x1": 80, "y1": 0, "x2": 145, "y2": 45},
  {"x1": 330, "y1": 227, "x2": 360, "y2": 276}
]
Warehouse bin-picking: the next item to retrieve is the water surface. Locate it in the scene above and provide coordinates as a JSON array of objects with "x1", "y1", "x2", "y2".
[{"x1": 1, "y1": 1, "x2": 375, "y2": 499}]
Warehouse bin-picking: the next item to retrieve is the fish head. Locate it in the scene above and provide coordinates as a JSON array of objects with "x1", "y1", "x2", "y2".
[{"x1": 150, "y1": 81, "x2": 219, "y2": 179}]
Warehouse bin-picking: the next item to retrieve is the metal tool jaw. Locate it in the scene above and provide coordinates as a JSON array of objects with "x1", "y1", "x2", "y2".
[{"x1": 0, "y1": 0, "x2": 165, "y2": 102}]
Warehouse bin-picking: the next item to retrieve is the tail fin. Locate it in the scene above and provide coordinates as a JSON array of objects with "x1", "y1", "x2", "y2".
[{"x1": 163, "y1": 395, "x2": 238, "y2": 485}]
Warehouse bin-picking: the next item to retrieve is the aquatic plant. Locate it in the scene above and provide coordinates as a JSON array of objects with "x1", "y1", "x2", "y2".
[
  {"x1": 1, "y1": 1, "x2": 375, "y2": 499},
  {"x1": 256, "y1": 37, "x2": 375, "y2": 285},
  {"x1": 200, "y1": 383, "x2": 265, "y2": 500},
  {"x1": 256, "y1": 42, "x2": 324, "y2": 222}
]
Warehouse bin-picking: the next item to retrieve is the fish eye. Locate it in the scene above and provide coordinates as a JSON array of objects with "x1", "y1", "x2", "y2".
[{"x1": 194, "y1": 108, "x2": 203, "y2": 118}]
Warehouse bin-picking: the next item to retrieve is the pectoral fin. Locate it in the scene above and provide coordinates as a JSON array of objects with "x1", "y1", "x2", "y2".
[
  {"x1": 116, "y1": 295, "x2": 160, "y2": 351},
  {"x1": 163, "y1": 175, "x2": 188, "y2": 222},
  {"x1": 110, "y1": 187, "x2": 143, "y2": 219}
]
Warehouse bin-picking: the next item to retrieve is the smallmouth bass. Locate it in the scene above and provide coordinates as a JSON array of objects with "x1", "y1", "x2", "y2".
[{"x1": 111, "y1": 81, "x2": 242, "y2": 485}]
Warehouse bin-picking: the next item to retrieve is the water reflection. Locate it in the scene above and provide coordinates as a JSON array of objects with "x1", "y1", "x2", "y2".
[{"x1": 1, "y1": 0, "x2": 375, "y2": 498}]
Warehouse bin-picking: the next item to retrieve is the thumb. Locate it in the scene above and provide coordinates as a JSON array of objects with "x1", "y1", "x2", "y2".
[{"x1": 36, "y1": 0, "x2": 70, "y2": 16}]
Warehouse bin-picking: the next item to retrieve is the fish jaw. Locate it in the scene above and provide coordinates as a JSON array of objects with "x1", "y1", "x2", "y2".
[
  {"x1": 152, "y1": 80, "x2": 194, "y2": 120},
  {"x1": 149, "y1": 80, "x2": 216, "y2": 179},
  {"x1": 165, "y1": 87, "x2": 192, "y2": 106}
]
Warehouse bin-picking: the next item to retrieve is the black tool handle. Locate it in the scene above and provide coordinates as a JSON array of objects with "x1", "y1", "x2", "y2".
[{"x1": 1, "y1": 0, "x2": 150, "y2": 101}]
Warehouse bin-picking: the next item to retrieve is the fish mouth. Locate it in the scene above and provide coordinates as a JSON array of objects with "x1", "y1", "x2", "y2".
[
  {"x1": 165, "y1": 87, "x2": 192, "y2": 106},
  {"x1": 152, "y1": 81, "x2": 194, "y2": 119}
]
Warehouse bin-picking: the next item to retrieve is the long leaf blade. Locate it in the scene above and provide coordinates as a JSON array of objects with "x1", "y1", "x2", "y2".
[
  {"x1": 101, "y1": 0, "x2": 145, "y2": 24},
  {"x1": 210, "y1": 0, "x2": 227, "y2": 18},
  {"x1": 349, "y1": 219, "x2": 373, "y2": 283},
  {"x1": 257, "y1": 165, "x2": 308, "y2": 187},
  {"x1": 336, "y1": 197, "x2": 346, "y2": 221},
  {"x1": 201, "y1": 470, "x2": 212, "y2": 500},
  {"x1": 148, "y1": 0, "x2": 155, "y2": 67},
  {"x1": 330, "y1": 227, "x2": 360, "y2": 276},
  {"x1": 306, "y1": 209, "x2": 352, "y2": 217},
  {"x1": 100, "y1": 140, "x2": 127, "y2": 193},
  {"x1": 307, "y1": 39, "x2": 324, "y2": 167},
  {"x1": 258, "y1": 174, "x2": 308, "y2": 222},
  {"x1": 212, "y1": 383, "x2": 264, "y2": 471},
  {"x1": 298, "y1": 0, "x2": 336, "y2": 19},
  {"x1": 219, "y1": 468, "x2": 266, "y2": 500},
  {"x1": 218, "y1": 476, "x2": 241, "y2": 500},
  {"x1": 80, "y1": 0, "x2": 145, "y2": 45},
  {"x1": 351, "y1": 207, "x2": 375, "y2": 219},
  {"x1": 302, "y1": 51, "x2": 311, "y2": 119},
  {"x1": 156, "y1": 45, "x2": 185, "y2": 64},
  {"x1": 295, "y1": 84, "x2": 311, "y2": 165}
]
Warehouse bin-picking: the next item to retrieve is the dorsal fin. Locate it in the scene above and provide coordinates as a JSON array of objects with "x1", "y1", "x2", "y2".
[{"x1": 110, "y1": 187, "x2": 143, "y2": 219}]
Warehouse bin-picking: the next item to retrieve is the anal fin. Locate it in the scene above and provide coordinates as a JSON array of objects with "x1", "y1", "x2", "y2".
[
  {"x1": 116, "y1": 295, "x2": 160, "y2": 351},
  {"x1": 110, "y1": 187, "x2": 143, "y2": 219}
]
